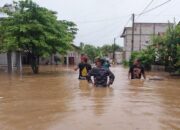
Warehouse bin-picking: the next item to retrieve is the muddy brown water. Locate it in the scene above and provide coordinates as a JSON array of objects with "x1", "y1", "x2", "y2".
[{"x1": 0, "y1": 65, "x2": 179, "y2": 130}]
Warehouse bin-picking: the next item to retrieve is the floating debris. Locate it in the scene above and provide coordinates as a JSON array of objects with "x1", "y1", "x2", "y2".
[{"x1": 148, "y1": 76, "x2": 164, "y2": 80}]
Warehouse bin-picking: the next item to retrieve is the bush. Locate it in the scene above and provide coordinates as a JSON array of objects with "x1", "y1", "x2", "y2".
[
  {"x1": 122, "y1": 60, "x2": 129, "y2": 67},
  {"x1": 129, "y1": 50, "x2": 155, "y2": 70}
]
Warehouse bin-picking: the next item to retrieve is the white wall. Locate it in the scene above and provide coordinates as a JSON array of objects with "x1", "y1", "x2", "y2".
[
  {"x1": 0, "y1": 53, "x2": 7, "y2": 65},
  {"x1": 115, "y1": 52, "x2": 123, "y2": 64},
  {"x1": 123, "y1": 23, "x2": 170, "y2": 61},
  {"x1": 0, "y1": 52, "x2": 16, "y2": 66}
]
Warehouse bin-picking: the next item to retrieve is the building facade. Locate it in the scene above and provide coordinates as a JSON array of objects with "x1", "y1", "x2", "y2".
[
  {"x1": 104, "y1": 51, "x2": 123, "y2": 64},
  {"x1": 0, "y1": 45, "x2": 81, "y2": 67},
  {"x1": 39, "y1": 50, "x2": 81, "y2": 65},
  {"x1": 121, "y1": 23, "x2": 171, "y2": 61}
]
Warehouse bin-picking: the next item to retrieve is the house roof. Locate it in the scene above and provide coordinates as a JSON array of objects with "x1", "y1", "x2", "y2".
[
  {"x1": 71, "y1": 44, "x2": 80, "y2": 50},
  {"x1": 120, "y1": 27, "x2": 131, "y2": 37}
]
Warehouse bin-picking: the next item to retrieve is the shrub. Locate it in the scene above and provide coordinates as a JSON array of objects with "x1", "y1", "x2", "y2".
[{"x1": 129, "y1": 50, "x2": 155, "y2": 70}]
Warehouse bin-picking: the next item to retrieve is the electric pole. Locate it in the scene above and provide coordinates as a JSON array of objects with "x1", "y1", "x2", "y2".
[{"x1": 131, "y1": 13, "x2": 135, "y2": 52}]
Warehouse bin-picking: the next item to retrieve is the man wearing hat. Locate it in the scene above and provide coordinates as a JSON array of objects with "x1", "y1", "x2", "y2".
[{"x1": 86, "y1": 58, "x2": 115, "y2": 87}]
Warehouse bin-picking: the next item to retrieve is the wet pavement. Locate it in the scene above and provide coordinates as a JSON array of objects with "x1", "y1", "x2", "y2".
[{"x1": 0, "y1": 65, "x2": 180, "y2": 130}]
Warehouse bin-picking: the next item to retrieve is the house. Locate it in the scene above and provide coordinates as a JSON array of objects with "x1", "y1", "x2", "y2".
[
  {"x1": 0, "y1": 4, "x2": 21, "y2": 72},
  {"x1": 39, "y1": 44, "x2": 81, "y2": 65},
  {"x1": 121, "y1": 22, "x2": 171, "y2": 61},
  {"x1": 0, "y1": 44, "x2": 81, "y2": 72},
  {"x1": 106, "y1": 51, "x2": 123, "y2": 64},
  {"x1": 63, "y1": 44, "x2": 81, "y2": 65}
]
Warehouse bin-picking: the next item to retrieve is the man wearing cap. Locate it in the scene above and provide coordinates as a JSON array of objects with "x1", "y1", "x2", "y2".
[{"x1": 86, "y1": 58, "x2": 115, "y2": 87}]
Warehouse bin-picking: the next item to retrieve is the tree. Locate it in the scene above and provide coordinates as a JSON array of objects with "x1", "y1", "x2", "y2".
[
  {"x1": 101, "y1": 44, "x2": 123, "y2": 56},
  {"x1": 101, "y1": 44, "x2": 113, "y2": 56},
  {"x1": 0, "y1": 0, "x2": 77, "y2": 73},
  {"x1": 131, "y1": 23, "x2": 180, "y2": 73},
  {"x1": 83, "y1": 44, "x2": 99, "y2": 62},
  {"x1": 151, "y1": 24, "x2": 180, "y2": 73},
  {"x1": 129, "y1": 48, "x2": 155, "y2": 70}
]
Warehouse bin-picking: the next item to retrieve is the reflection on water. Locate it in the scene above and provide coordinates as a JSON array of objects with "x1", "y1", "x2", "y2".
[{"x1": 0, "y1": 65, "x2": 179, "y2": 130}]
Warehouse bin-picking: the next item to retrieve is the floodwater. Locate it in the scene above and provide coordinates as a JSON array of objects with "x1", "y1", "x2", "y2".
[{"x1": 0, "y1": 65, "x2": 180, "y2": 130}]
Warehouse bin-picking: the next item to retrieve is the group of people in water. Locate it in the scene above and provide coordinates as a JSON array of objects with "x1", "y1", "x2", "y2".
[{"x1": 75, "y1": 54, "x2": 146, "y2": 87}]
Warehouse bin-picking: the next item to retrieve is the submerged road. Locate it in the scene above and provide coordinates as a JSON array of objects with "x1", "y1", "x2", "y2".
[{"x1": 0, "y1": 65, "x2": 179, "y2": 130}]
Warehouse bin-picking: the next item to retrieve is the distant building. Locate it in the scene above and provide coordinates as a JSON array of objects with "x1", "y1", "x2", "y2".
[
  {"x1": 0, "y1": 44, "x2": 81, "y2": 72},
  {"x1": 121, "y1": 22, "x2": 171, "y2": 61},
  {"x1": 39, "y1": 44, "x2": 81, "y2": 65},
  {"x1": 0, "y1": 4, "x2": 19, "y2": 71},
  {"x1": 0, "y1": 53, "x2": 16, "y2": 67},
  {"x1": 106, "y1": 51, "x2": 123, "y2": 64}
]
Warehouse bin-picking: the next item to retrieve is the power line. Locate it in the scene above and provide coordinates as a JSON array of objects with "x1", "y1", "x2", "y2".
[
  {"x1": 76, "y1": 15, "x2": 130, "y2": 24},
  {"x1": 138, "y1": 0, "x2": 172, "y2": 16},
  {"x1": 111, "y1": 15, "x2": 132, "y2": 44},
  {"x1": 140, "y1": 0, "x2": 154, "y2": 15},
  {"x1": 75, "y1": 14, "x2": 132, "y2": 45},
  {"x1": 123, "y1": 15, "x2": 132, "y2": 27},
  {"x1": 78, "y1": 15, "x2": 131, "y2": 38},
  {"x1": 78, "y1": 20, "x2": 122, "y2": 38},
  {"x1": 136, "y1": 0, "x2": 154, "y2": 19}
]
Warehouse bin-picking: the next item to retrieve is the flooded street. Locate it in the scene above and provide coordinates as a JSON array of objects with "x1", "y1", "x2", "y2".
[{"x1": 0, "y1": 65, "x2": 180, "y2": 130}]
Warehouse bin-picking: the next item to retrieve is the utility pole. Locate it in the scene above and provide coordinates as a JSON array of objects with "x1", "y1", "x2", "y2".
[
  {"x1": 131, "y1": 13, "x2": 135, "y2": 52},
  {"x1": 113, "y1": 38, "x2": 116, "y2": 64}
]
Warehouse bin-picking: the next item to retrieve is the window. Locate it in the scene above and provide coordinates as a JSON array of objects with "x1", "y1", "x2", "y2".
[{"x1": 145, "y1": 41, "x2": 149, "y2": 44}]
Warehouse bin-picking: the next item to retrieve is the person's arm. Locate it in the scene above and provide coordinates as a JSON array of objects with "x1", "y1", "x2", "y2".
[
  {"x1": 74, "y1": 67, "x2": 78, "y2": 71},
  {"x1": 107, "y1": 70, "x2": 115, "y2": 86},
  {"x1": 128, "y1": 67, "x2": 132, "y2": 79},
  {"x1": 143, "y1": 73, "x2": 146, "y2": 79},
  {"x1": 86, "y1": 68, "x2": 94, "y2": 84},
  {"x1": 89, "y1": 64, "x2": 92, "y2": 71},
  {"x1": 74, "y1": 63, "x2": 80, "y2": 71},
  {"x1": 141, "y1": 67, "x2": 146, "y2": 79}
]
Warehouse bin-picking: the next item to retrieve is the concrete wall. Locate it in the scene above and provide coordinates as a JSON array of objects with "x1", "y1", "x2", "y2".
[
  {"x1": 39, "y1": 51, "x2": 80, "y2": 65},
  {"x1": 123, "y1": 23, "x2": 171, "y2": 61},
  {"x1": 0, "y1": 52, "x2": 16, "y2": 66},
  {"x1": 0, "y1": 53, "x2": 7, "y2": 65},
  {"x1": 115, "y1": 52, "x2": 123, "y2": 64},
  {"x1": 66, "y1": 51, "x2": 81, "y2": 65}
]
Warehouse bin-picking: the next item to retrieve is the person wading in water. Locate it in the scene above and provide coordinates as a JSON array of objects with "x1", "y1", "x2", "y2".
[
  {"x1": 74, "y1": 57, "x2": 92, "y2": 80},
  {"x1": 128, "y1": 59, "x2": 146, "y2": 79},
  {"x1": 86, "y1": 58, "x2": 115, "y2": 87}
]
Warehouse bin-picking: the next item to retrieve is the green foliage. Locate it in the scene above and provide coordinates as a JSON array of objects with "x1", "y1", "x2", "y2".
[
  {"x1": 131, "y1": 23, "x2": 180, "y2": 73},
  {"x1": 83, "y1": 44, "x2": 99, "y2": 62},
  {"x1": 129, "y1": 48, "x2": 155, "y2": 70},
  {"x1": 122, "y1": 60, "x2": 129, "y2": 67},
  {"x1": 151, "y1": 24, "x2": 180, "y2": 73},
  {"x1": 0, "y1": 0, "x2": 77, "y2": 73},
  {"x1": 101, "y1": 44, "x2": 123, "y2": 56},
  {"x1": 174, "y1": 44, "x2": 180, "y2": 74},
  {"x1": 79, "y1": 43, "x2": 123, "y2": 62}
]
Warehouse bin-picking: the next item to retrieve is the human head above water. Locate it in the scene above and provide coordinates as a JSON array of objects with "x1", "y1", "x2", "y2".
[
  {"x1": 81, "y1": 54, "x2": 87, "y2": 62},
  {"x1": 83, "y1": 57, "x2": 88, "y2": 63},
  {"x1": 95, "y1": 58, "x2": 104, "y2": 67},
  {"x1": 134, "y1": 58, "x2": 141, "y2": 65}
]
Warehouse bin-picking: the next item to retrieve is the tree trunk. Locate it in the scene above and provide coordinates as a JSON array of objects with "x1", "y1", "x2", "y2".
[
  {"x1": 7, "y1": 51, "x2": 13, "y2": 73},
  {"x1": 16, "y1": 51, "x2": 22, "y2": 73},
  {"x1": 30, "y1": 54, "x2": 39, "y2": 74}
]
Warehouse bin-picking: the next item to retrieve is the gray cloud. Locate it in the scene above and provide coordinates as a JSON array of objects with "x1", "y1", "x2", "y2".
[{"x1": 1, "y1": 0, "x2": 179, "y2": 47}]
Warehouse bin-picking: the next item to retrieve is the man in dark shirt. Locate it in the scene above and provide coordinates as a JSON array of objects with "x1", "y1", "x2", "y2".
[
  {"x1": 75, "y1": 57, "x2": 92, "y2": 80},
  {"x1": 87, "y1": 58, "x2": 115, "y2": 87},
  {"x1": 128, "y1": 59, "x2": 146, "y2": 79}
]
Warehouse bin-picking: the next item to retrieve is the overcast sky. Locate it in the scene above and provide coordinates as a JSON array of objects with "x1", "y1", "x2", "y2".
[{"x1": 0, "y1": 0, "x2": 180, "y2": 47}]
